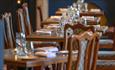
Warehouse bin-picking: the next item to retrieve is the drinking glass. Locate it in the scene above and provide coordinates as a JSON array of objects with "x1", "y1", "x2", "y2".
[{"x1": 16, "y1": 32, "x2": 26, "y2": 56}]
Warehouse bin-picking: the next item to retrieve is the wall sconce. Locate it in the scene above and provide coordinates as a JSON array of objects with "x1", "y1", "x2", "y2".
[{"x1": 17, "y1": 0, "x2": 22, "y2": 4}]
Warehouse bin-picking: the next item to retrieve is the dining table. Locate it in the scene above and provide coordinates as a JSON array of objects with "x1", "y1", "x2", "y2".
[
  {"x1": 41, "y1": 16, "x2": 61, "y2": 27},
  {"x1": 55, "y1": 8, "x2": 104, "y2": 16},
  {"x1": 4, "y1": 49, "x2": 77, "y2": 70},
  {"x1": 42, "y1": 16, "x2": 101, "y2": 27},
  {"x1": 26, "y1": 32, "x2": 64, "y2": 42},
  {"x1": 4, "y1": 26, "x2": 115, "y2": 70},
  {"x1": 26, "y1": 26, "x2": 114, "y2": 42}
]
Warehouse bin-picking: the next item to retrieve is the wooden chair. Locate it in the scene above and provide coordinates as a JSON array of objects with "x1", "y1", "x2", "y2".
[
  {"x1": 22, "y1": 3, "x2": 32, "y2": 35},
  {"x1": 97, "y1": 52, "x2": 115, "y2": 70},
  {"x1": 76, "y1": 2, "x2": 113, "y2": 50},
  {"x1": 17, "y1": 8, "x2": 26, "y2": 34},
  {"x1": 99, "y1": 27, "x2": 114, "y2": 50},
  {"x1": 96, "y1": 28, "x2": 115, "y2": 70},
  {"x1": 21, "y1": 3, "x2": 59, "y2": 70},
  {"x1": 66, "y1": 31, "x2": 99, "y2": 70},
  {"x1": 56, "y1": 23, "x2": 95, "y2": 70},
  {"x1": 2, "y1": 12, "x2": 15, "y2": 49},
  {"x1": 87, "y1": 2, "x2": 114, "y2": 50},
  {"x1": 17, "y1": 4, "x2": 32, "y2": 35},
  {"x1": 87, "y1": 3, "x2": 114, "y2": 50},
  {"x1": 99, "y1": 38, "x2": 113, "y2": 50},
  {"x1": 17, "y1": 3, "x2": 58, "y2": 49},
  {"x1": 64, "y1": 23, "x2": 95, "y2": 50}
]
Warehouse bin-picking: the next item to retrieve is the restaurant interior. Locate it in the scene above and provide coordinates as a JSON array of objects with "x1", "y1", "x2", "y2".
[{"x1": 1, "y1": 0, "x2": 115, "y2": 70}]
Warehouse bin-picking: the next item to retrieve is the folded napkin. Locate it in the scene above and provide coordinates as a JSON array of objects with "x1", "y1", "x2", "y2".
[
  {"x1": 36, "y1": 29, "x2": 53, "y2": 35},
  {"x1": 50, "y1": 16, "x2": 62, "y2": 21},
  {"x1": 57, "y1": 50, "x2": 78, "y2": 55},
  {"x1": 50, "y1": 16, "x2": 61, "y2": 19},
  {"x1": 35, "y1": 51, "x2": 56, "y2": 58},
  {"x1": 90, "y1": 9, "x2": 101, "y2": 12},
  {"x1": 35, "y1": 47, "x2": 59, "y2": 52},
  {"x1": 46, "y1": 25, "x2": 60, "y2": 29},
  {"x1": 59, "y1": 8, "x2": 67, "y2": 12},
  {"x1": 81, "y1": 16, "x2": 95, "y2": 21}
]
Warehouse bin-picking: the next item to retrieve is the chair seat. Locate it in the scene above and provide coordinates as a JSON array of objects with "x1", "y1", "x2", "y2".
[
  {"x1": 96, "y1": 60, "x2": 115, "y2": 70},
  {"x1": 97, "y1": 60, "x2": 115, "y2": 66},
  {"x1": 99, "y1": 39, "x2": 113, "y2": 45},
  {"x1": 99, "y1": 39, "x2": 113, "y2": 49},
  {"x1": 98, "y1": 51, "x2": 115, "y2": 60},
  {"x1": 98, "y1": 51, "x2": 115, "y2": 56}
]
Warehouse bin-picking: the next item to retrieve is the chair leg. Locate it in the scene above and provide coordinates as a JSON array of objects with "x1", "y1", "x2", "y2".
[
  {"x1": 48, "y1": 65, "x2": 53, "y2": 70},
  {"x1": 41, "y1": 66, "x2": 46, "y2": 70},
  {"x1": 61, "y1": 63, "x2": 64, "y2": 70}
]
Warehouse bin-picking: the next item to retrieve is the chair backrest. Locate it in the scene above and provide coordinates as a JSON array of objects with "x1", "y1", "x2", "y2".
[
  {"x1": 64, "y1": 23, "x2": 95, "y2": 50},
  {"x1": 2, "y1": 13, "x2": 15, "y2": 49},
  {"x1": 66, "y1": 31, "x2": 99, "y2": 70},
  {"x1": 17, "y1": 8, "x2": 26, "y2": 34},
  {"x1": 22, "y1": 3, "x2": 32, "y2": 35}
]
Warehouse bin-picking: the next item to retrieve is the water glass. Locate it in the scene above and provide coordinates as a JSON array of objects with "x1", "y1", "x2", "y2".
[{"x1": 16, "y1": 32, "x2": 26, "y2": 56}]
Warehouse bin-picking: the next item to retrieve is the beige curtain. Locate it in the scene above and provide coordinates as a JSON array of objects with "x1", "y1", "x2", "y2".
[{"x1": 36, "y1": 0, "x2": 49, "y2": 29}]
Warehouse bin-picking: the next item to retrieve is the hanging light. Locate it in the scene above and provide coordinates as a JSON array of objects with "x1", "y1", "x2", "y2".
[{"x1": 17, "y1": 0, "x2": 22, "y2": 4}]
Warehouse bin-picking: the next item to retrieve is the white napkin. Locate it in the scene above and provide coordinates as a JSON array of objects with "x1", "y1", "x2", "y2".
[
  {"x1": 50, "y1": 16, "x2": 62, "y2": 21},
  {"x1": 81, "y1": 16, "x2": 95, "y2": 21},
  {"x1": 50, "y1": 16, "x2": 61, "y2": 19},
  {"x1": 59, "y1": 8, "x2": 67, "y2": 12},
  {"x1": 46, "y1": 25, "x2": 60, "y2": 29},
  {"x1": 36, "y1": 29, "x2": 52, "y2": 35},
  {"x1": 35, "y1": 47, "x2": 59, "y2": 52},
  {"x1": 35, "y1": 51, "x2": 56, "y2": 58},
  {"x1": 90, "y1": 9, "x2": 101, "y2": 12},
  {"x1": 58, "y1": 50, "x2": 78, "y2": 54}
]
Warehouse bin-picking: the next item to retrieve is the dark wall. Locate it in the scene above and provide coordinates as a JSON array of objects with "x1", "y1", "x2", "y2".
[
  {"x1": 25, "y1": 0, "x2": 36, "y2": 31},
  {"x1": 48, "y1": 0, "x2": 73, "y2": 16},
  {"x1": 0, "y1": 0, "x2": 18, "y2": 33},
  {"x1": 0, "y1": 0, "x2": 36, "y2": 32},
  {"x1": 0, "y1": 0, "x2": 115, "y2": 29},
  {"x1": 49, "y1": 0, "x2": 115, "y2": 26},
  {"x1": 0, "y1": 0, "x2": 17, "y2": 14},
  {"x1": 106, "y1": 0, "x2": 115, "y2": 26},
  {"x1": 18, "y1": 0, "x2": 36, "y2": 31},
  {"x1": 85, "y1": 0, "x2": 115, "y2": 26}
]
